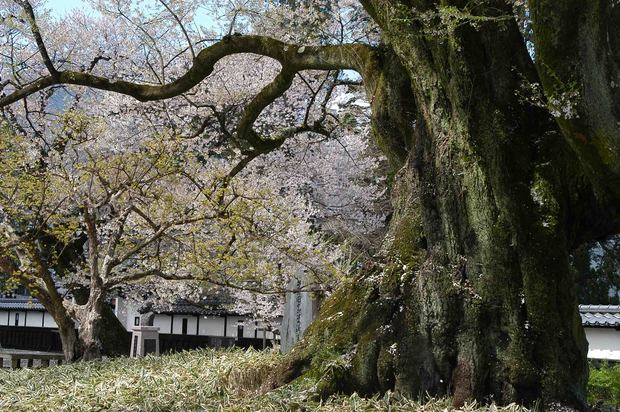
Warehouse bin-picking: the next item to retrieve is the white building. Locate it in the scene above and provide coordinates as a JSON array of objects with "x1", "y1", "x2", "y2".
[
  {"x1": 0, "y1": 294, "x2": 280, "y2": 352},
  {"x1": 0, "y1": 298, "x2": 58, "y2": 329},
  {"x1": 579, "y1": 305, "x2": 620, "y2": 361},
  {"x1": 114, "y1": 298, "x2": 279, "y2": 341}
]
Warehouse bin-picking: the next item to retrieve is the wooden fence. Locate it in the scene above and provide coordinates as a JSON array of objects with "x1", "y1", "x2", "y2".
[
  {"x1": 0, "y1": 326, "x2": 274, "y2": 354},
  {"x1": 0, "y1": 326, "x2": 63, "y2": 352}
]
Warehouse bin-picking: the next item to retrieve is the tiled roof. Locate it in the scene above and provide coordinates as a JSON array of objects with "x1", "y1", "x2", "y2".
[
  {"x1": 155, "y1": 303, "x2": 230, "y2": 316},
  {"x1": 0, "y1": 298, "x2": 46, "y2": 311},
  {"x1": 579, "y1": 305, "x2": 620, "y2": 327},
  {"x1": 140, "y1": 290, "x2": 237, "y2": 316}
]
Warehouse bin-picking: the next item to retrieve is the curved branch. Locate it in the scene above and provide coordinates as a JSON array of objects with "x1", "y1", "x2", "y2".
[
  {"x1": 0, "y1": 35, "x2": 372, "y2": 106},
  {"x1": 237, "y1": 67, "x2": 297, "y2": 151}
]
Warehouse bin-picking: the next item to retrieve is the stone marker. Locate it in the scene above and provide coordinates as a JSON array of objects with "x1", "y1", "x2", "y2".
[
  {"x1": 280, "y1": 270, "x2": 321, "y2": 353},
  {"x1": 130, "y1": 326, "x2": 160, "y2": 357}
]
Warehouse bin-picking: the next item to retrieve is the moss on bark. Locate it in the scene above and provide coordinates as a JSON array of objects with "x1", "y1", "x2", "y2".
[{"x1": 285, "y1": 1, "x2": 596, "y2": 410}]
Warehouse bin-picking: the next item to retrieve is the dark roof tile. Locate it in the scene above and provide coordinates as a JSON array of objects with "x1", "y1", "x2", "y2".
[
  {"x1": 0, "y1": 298, "x2": 46, "y2": 311},
  {"x1": 579, "y1": 305, "x2": 620, "y2": 327}
]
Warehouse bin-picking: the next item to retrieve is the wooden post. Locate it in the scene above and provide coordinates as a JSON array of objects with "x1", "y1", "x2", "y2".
[{"x1": 10, "y1": 357, "x2": 19, "y2": 369}]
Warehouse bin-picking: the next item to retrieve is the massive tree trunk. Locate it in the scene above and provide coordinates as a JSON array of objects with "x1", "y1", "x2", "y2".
[{"x1": 286, "y1": 1, "x2": 616, "y2": 409}]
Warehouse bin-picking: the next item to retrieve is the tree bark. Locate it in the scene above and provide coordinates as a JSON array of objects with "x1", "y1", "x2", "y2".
[
  {"x1": 56, "y1": 315, "x2": 80, "y2": 362},
  {"x1": 73, "y1": 292, "x2": 106, "y2": 361},
  {"x1": 529, "y1": 0, "x2": 620, "y2": 200},
  {"x1": 72, "y1": 286, "x2": 130, "y2": 358},
  {"x1": 289, "y1": 1, "x2": 594, "y2": 409}
]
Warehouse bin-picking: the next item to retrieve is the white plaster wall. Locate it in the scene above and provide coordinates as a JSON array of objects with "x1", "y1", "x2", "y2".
[
  {"x1": 0, "y1": 310, "x2": 57, "y2": 328},
  {"x1": 585, "y1": 327, "x2": 620, "y2": 352},
  {"x1": 172, "y1": 315, "x2": 198, "y2": 335},
  {"x1": 9, "y1": 311, "x2": 25, "y2": 326},
  {"x1": 244, "y1": 321, "x2": 258, "y2": 339},
  {"x1": 225, "y1": 316, "x2": 244, "y2": 337},
  {"x1": 120, "y1": 302, "x2": 142, "y2": 331},
  {"x1": 198, "y1": 316, "x2": 225, "y2": 336},
  {"x1": 43, "y1": 312, "x2": 57, "y2": 328},
  {"x1": 25, "y1": 311, "x2": 43, "y2": 327},
  {"x1": 153, "y1": 314, "x2": 172, "y2": 334}
]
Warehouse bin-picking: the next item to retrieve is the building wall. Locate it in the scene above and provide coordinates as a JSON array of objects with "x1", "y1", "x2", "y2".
[
  {"x1": 0, "y1": 302, "x2": 279, "y2": 341},
  {"x1": 0, "y1": 310, "x2": 59, "y2": 328},
  {"x1": 153, "y1": 314, "x2": 172, "y2": 334},
  {"x1": 585, "y1": 327, "x2": 620, "y2": 352},
  {"x1": 128, "y1": 310, "x2": 267, "y2": 338},
  {"x1": 225, "y1": 315, "x2": 245, "y2": 337},
  {"x1": 24, "y1": 311, "x2": 43, "y2": 327},
  {"x1": 5, "y1": 311, "x2": 26, "y2": 326},
  {"x1": 171, "y1": 315, "x2": 198, "y2": 335},
  {"x1": 43, "y1": 312, "x2": 58, "y2": 328},
  {"x1": 199, "y1": 316, "x2": 225, "y2": 336},
  {"x1": 116, "y1": 300, "x2": 140, "y2": 332}
]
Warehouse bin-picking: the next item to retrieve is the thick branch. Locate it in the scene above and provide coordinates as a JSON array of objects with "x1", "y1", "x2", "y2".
[
  {"x1": 0, "y1": 36, "x2": 371, "y2": 106},
  {"x1": 237, "y1": 67, "x2": 297, "y2": 151}
]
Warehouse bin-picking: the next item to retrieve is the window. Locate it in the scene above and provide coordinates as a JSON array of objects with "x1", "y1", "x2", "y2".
[
  {"x1": 134, "y1": 316, "x2": 140, "y2": 327},
  {"x1": 181, "y1": 318, "x2": 188, "y2": 335},
  {"x1": 237, "y1": 320, "x2": 244, "y2": 339}
]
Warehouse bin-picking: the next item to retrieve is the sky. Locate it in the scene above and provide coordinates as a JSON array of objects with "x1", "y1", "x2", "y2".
[
  {"x1": 45, "y1": 0, "x2": 218, "y2": 30},
  {"x1": 47, "y1": 0, "x2": 95, "y2": 16}
]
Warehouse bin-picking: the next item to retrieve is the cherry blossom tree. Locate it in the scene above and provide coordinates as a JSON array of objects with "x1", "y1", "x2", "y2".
[
  {"x1": 5, "y1": 0, "x2": 620, "y2": 408},
  {"x1": 0, "y1": 0, "x2": 387, "y2": 360},
  {"x1": 0, "y1": 112, "x2": 350, "y2": 359}
]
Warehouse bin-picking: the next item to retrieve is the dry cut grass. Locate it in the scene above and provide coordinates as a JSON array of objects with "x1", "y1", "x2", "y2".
[{"x1": 0, "y1": 348, "x2": 529, "y2": 412}]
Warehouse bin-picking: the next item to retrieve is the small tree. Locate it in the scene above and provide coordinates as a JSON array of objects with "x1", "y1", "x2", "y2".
[{"x1": 0, "y1": 109, "x2": 344, "y2": 359}]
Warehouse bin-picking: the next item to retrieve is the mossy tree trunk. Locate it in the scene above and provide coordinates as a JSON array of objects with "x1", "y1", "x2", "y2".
[
  {"x1": 290, "y1": 1, "x2": 620, "y2": 409},
  {"x1": 529, "y1": 0, "x2": 620, "y2": 200}
]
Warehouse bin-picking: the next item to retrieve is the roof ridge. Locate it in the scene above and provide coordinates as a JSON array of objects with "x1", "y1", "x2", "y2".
[{"x1": 579, "y1": 304, "x2": 620, "y2": 313}]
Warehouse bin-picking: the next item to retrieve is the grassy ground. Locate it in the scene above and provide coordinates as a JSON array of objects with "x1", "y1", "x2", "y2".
[{"x1": 1, "y1": 348, "x2": 529, "y2": 411}]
